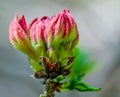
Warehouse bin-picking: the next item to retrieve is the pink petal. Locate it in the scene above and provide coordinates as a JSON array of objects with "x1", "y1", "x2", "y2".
[
  {"x1": 18, "y1": 15, "x2": 28, "y2": 34},
  {"x1": 28, "y1": 18, "x2": 38, "y2": 29}
]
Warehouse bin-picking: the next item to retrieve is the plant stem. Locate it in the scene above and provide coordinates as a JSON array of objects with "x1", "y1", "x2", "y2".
[
  {"x1": 40, "y1": 79, "x2": 55, "y2": 97},
  {"x1": 46, "y1": 79, "x2": 55, "y2": 97}
]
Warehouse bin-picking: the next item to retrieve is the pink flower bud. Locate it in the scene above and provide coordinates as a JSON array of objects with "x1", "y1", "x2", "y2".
[
  {"x1": 9, "y1": 14, "x2": 28, "y2": 45},
  {"x1": 29, "y1": 16, "x2": 51, "y2": 56},
  {"x1": 9, "y1": 14, "x2": 39, "y2": 62},
  {"x1": 46, "y1": 9, "x2": 79, "y2": 49},
  {"x1": 42, "y1": 9, "x2": 79, "y2": 60}
]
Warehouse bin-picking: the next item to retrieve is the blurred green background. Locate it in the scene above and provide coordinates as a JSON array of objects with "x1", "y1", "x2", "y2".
[{"x1": 0, "y1": 0, "x2": 120, "y2": 97}]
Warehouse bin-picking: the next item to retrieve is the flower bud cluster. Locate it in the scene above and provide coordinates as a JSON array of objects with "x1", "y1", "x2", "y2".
[{"x1": 9, "y1": 9, "x2": 79, "y2": 73}]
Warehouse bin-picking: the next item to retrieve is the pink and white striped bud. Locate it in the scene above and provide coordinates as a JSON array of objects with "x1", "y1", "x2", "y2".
[
  {"x1": 9, "y1": 14, "x2": 39, "y2": 62},
  {"x1": 29, "y1": 16, "x2": 51, "y2": 56},
  {"x1": 46, "y1": 9, "x2": 79, "y2": 49},
  {"x1": 45, "y1": 9, "x2": 79, "y2": 59}
]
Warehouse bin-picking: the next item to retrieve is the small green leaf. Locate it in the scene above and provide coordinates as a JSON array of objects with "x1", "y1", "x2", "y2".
[
  {"x1": 53, "y1": 75, "x2": 65, "y2": 82},
  {"x1": 40, "y1": 94, "x2": 45, "y2": 97},
  {"x1": 61, "y1": 81, "x2": 71, "y2": 92},
  {"x1": 75, "y1": 82, "x2": 101, "y2": 92}
]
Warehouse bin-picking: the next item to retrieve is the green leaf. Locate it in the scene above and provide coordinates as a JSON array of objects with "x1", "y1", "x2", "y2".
[
  {"x1": 53, "y1": 75, "x2": 65, "y2": 82},
  {"x1": 40, "y1": 94, "x2": 45, "y2": 97},
  {"x1": 61, "y1": 81, "x2": 71, "y2": 92},
  {"x1": 72, "y1": 47, "x2": 95, "y2": 74},
  {"x1": 28, "y1": 58, "x2": 44, "y2": 72},
  {"x1": 75, "y1": 82, "x2": 101, "y2": 92},
  {"x1": 60, "y1": 47, "x2": 101, "y2": 93}
]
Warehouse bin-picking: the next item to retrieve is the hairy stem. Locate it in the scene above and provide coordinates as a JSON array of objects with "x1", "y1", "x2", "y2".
[
  {"x1": 46, "y1": 79, "x2": 55, "y2": 97},
  {"x1": 40, "y1": 79, "x2": 55, "y2": 97}
]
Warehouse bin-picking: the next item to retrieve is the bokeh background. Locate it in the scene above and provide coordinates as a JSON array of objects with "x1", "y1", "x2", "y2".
[{"x1": 0, "y1": 0, "x2": 120, "y2": 97}]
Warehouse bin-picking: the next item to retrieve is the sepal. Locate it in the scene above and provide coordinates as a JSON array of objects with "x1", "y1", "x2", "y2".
[{"x1": 28, "y1": 58, "x2": 44, "y2": 72}]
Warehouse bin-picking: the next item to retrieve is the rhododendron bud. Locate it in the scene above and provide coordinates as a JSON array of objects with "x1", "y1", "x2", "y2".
[
  {"x1": 45, "y1": 9, "x2": 79, "y2": 59},
  {"x1": 9, "y1": 14, "x2": 39, "y2": 62},
  {"x1": 29, "y1": 16, "x2": 50, "y2": 56}
]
